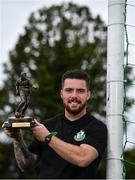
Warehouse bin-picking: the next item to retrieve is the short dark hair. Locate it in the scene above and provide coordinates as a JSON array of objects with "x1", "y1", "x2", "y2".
[{"x1": 61, "y1": 70, "x2": 90, "y2": 90}]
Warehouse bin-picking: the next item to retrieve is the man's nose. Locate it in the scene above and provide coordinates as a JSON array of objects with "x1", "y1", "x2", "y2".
[{"x1": 71, "y1": 90, "x2": 78, "y2": 97}]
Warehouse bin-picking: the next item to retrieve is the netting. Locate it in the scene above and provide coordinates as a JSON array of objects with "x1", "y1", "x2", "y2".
[{"x1": 122, "y1": 0, "x2": 135, "y2": 177}]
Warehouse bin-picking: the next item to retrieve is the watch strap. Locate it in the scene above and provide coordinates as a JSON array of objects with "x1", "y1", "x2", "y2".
[{"x1": 45, "y1": 134, "x2": 53, "y2": 144}]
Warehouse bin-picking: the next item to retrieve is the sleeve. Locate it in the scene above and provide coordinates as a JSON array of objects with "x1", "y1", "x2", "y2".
[
  {"x1": 85, "y1": 122, "x2": 107, "y2": 156},
  {"x1": 28, "y1": 139, "x2": 42, "y2": 157}
]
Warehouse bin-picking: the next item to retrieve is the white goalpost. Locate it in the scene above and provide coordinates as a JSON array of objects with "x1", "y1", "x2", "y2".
[{"x1": 106, "y1": 0, "x2": 125, "y2": 179}]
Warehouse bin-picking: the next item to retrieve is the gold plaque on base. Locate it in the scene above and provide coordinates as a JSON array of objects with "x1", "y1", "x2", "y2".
[{"x1": 2, "y1": 117, "x2": 36, "y2": 129}]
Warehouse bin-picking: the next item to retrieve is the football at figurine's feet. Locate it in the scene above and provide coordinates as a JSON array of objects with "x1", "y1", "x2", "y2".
[{"x1": 15, "y1": 112, "x2": 21, "y2": 118}]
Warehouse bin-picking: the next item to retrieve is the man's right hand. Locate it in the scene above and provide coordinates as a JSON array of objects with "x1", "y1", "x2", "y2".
[{"x1": 4, "y1": 128, "x2": 21, "y2": 140}]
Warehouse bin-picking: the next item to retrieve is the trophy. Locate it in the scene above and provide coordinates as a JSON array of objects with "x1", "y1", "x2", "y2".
[{"x1": 2, "y1": 72, "x2": 37, "y2": 129}]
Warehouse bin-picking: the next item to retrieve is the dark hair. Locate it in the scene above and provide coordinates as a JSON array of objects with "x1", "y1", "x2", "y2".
[{"x1": 61, "y1": 70, "x2": 90, "y2": 90}]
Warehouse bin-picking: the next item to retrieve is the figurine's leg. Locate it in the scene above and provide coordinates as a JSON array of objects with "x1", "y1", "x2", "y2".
[
  {"x1": 16, "y1": 101, "x2": 25, "y2": 113},
  {"x1": 21, "y1": 103, "x2": 29, "y2": 117},
  {"x1": 21, "y1": 95, "x2": 30, "y2": 117},
  {"x1": 15, "y1": 94, "x2": 25, "y2": 116}
]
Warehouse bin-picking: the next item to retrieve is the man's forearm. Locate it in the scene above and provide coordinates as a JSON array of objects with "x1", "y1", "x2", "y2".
[
  {"x1": 13, "y1": 138, "x2": 37, "y2": 172},
  {"x1": 48, "y1": 136, "x2": 98, "y2": 167}
]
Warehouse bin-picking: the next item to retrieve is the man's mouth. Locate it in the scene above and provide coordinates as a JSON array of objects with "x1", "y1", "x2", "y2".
[{"x1": 68, "y1": 99, "x2": 81, "y2": 104}]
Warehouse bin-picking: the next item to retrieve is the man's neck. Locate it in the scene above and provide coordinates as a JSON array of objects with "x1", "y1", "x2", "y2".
[{"x1": 65, "y1": 109, "x2": 87, "y2": 121}]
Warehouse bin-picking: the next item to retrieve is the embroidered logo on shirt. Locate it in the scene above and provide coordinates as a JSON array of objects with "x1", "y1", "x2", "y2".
[
  {"x1": 51, "y1": 131, "x2": 58, "y2": 136},
  {"x1": 74, "y1": 130, "x2": 86, "y2": 141}
]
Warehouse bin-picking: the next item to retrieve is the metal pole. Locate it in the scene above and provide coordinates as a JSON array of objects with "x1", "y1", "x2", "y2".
[{"x1": 106, "y1": 0, "x2": 125, "y2": 179}]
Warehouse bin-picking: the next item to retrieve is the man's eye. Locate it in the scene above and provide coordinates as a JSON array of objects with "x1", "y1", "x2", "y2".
[
  {"x1": 77, "y1": 89, "x2": 85, "y2": 93},
  {"x1": 65, "y1": 88, "x2": 73, "y2": 92},
  {"x1": 64, "y1": 88, "x2": 86, "y2": 93}
]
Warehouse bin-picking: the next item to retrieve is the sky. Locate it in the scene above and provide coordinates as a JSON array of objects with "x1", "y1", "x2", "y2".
[{"x1": 0, "y1": 0, "x2": 135, "y2": 149}]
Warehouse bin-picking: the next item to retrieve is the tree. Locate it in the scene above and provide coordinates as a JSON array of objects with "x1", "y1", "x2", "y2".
[{"x1": 0, "y1": 3, "x2": 108, "y2": 121}]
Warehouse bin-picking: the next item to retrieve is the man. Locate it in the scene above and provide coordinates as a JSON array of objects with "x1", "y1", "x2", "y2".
[
  {"x1": 4, "y1": 70, "x2": 107, "y2": 179},
  {"x1": 15, "y1": 72, "x2": 36, "y2": 117}
]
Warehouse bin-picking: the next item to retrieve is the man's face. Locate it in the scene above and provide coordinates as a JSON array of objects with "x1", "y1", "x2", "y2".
[{"x1": 60, "y1": 78, "x2": 90, "y2": 115}]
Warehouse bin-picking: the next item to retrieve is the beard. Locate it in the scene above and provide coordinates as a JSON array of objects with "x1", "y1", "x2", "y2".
[{"x1": 63, "y1": 97, "x2": 86, "y2": 115}]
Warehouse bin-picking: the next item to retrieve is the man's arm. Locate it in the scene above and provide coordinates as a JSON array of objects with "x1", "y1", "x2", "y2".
[
  {"x1": 32, "y1": 121, "x2": 98, "y2": 167},
  {"x1": 49, "y1": 136, "x2": 98, "y2": 167},
  {"x1": 4, "y1": 129, "x2": 38, "y2": 172},
  {"x1": 13, "y1": 137, "x2": 38, "y2": 172}
]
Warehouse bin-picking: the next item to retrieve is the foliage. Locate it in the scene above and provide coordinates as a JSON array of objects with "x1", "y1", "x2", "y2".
[
  {"x1": 0, "y1": 141, "x2": 22, "y2": 178},
  {"x1": 124, "y1": 148, "x2": 135, "y2": 179}
]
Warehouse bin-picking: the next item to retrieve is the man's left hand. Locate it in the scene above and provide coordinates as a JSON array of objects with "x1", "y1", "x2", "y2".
[{"x1": 31, "y1": 120, "x2": 50, "y2": 142}]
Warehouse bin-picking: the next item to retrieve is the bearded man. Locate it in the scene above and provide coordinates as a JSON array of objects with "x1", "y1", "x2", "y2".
[{"x1": 4, "y1": 70, "x2": 107, "y2": 179}]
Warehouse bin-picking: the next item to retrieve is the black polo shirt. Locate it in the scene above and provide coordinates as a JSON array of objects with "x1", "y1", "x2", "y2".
[{"x1": 29, "y1": 112, "x2": 107, "y2": 179}]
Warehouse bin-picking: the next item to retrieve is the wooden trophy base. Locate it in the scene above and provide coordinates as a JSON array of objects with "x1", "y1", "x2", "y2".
[{"x1": 2, "y1": 116, "x2": 36, "y2": 128}]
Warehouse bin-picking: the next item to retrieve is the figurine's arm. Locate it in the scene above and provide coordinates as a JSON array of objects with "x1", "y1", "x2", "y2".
[
  {"x1": 32, "y1": 84, "x2": 38, "y2": 89},
  {"x1": 29, "y1": 79, "x2": 38, "y2": 90},
  {"x1": 16, "y1": 80, "x2": 20, "y2": 95}
]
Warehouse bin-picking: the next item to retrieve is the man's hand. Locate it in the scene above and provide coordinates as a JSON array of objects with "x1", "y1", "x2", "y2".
[
  {"x1": 31, "y1": 120, "x2": 50, "y2": 142},
  {"x1": 4, "y1": 128, "x2": 21, "y2": 140}
]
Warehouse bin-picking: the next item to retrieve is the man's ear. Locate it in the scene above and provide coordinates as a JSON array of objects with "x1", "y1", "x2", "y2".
[
  {"x1": 87, "y1": 90, "x2": 91, "y2": 101},
  {"x1": 60, "y1": 89, "x2": 63, "y2": 99}
]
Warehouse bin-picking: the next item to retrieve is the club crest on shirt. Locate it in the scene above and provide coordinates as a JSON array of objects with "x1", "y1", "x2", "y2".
[{"x1": 74, "y1": 130, "x2": 86, "y2": 141}]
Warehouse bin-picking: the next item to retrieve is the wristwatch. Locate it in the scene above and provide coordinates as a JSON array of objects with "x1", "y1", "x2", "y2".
[{"x1": 45, "y1": 134, "x2": 53, "y2": 144}]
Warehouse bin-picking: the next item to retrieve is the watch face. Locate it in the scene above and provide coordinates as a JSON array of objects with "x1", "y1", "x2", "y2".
[
  {"x1": 45, "y1": 134, "x2": 52, "y2": 144},
  {"x1": 46, "y1": 137, "x2": 50, "y2": 141}
]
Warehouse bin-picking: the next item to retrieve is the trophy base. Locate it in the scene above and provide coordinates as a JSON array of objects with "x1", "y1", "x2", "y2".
[{"x1": 2, "y1": 116, "x2": 36, "y2": 128}]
